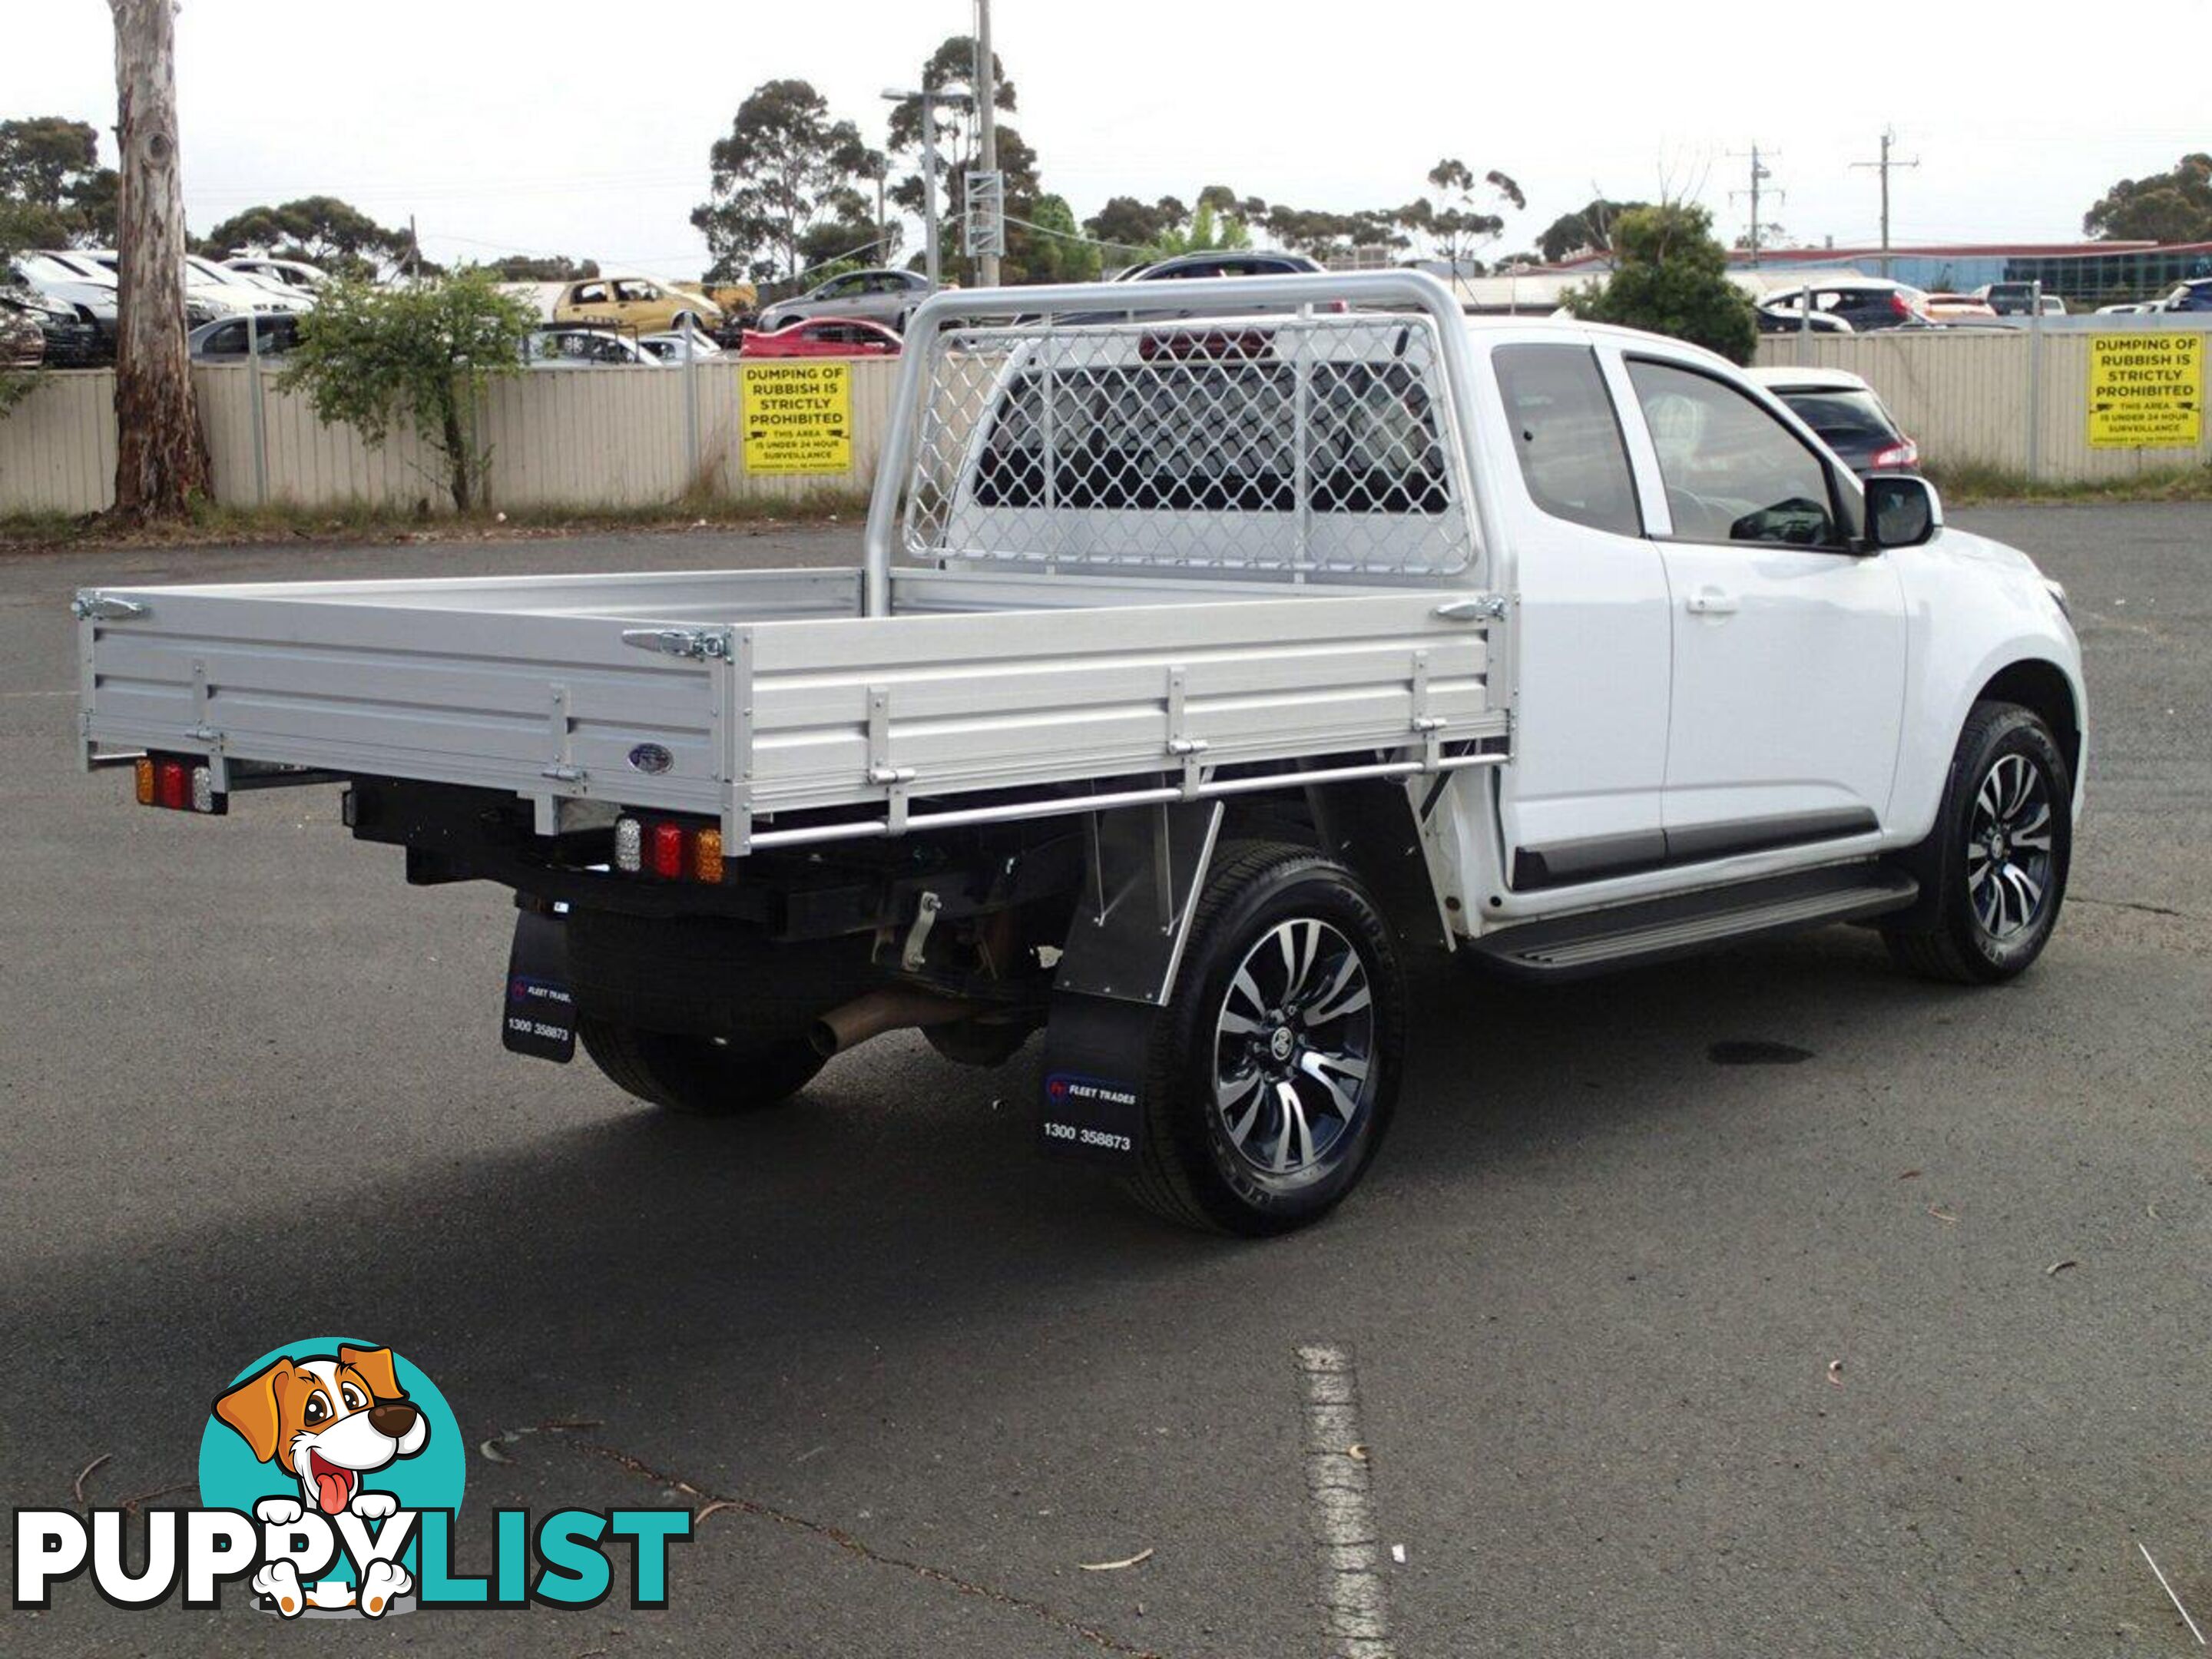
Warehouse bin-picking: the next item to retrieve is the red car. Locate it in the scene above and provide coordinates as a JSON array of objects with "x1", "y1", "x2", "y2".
[{"x1": 740, "y1": 316, "x2": 902, "y2": 357}]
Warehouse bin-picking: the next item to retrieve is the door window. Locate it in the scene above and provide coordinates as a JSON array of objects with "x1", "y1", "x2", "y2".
[
  {"x1": 571, "y1": 283, "x2": 610, "y2": 306},
  {"x1": 1626, "y1": 359, "x2": 1839, "y2": 547},
  {"x1": 611, "y1": 279, "x2": 658, "y2": 303},
  {"x1": 1492, "y1": 344, "x2": 1641, "y2": 536}
]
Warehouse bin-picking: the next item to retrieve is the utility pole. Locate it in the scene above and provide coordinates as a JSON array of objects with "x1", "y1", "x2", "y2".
[
  {"x1": 974, "y1": 0, "x2": 999, "y2": 288},
  {"x1": 1850, "y1": 127, "x2": 1919, "y2": 281},
  {"x1": 107, "y1": 0, "x2": 208, "y2": 520},
  {"x1": 1728, "y1": 144, "x2": 1782, "y2": 268}
]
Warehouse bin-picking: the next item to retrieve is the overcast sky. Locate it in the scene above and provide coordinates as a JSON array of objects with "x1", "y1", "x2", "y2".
[{"x1": 10, "y1": 0, "x2": 2200, "y2": 277}]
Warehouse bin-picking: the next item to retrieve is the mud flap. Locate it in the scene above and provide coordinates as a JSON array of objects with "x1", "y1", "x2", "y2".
[
  {"x1": 502, "y1": 902, "x2": 576, "y2": 1062},
  {"x1": 1038, "y1": 992, "x2": 1158, "y2": 1169}
]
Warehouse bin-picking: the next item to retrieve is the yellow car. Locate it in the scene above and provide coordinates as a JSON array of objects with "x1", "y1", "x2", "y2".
[
  {"x1": 551, "y1": 274, "x2": 723, "y2": 336},
  {"x1": 673, "y1": 279, "x2": 758, "y2": 324}
]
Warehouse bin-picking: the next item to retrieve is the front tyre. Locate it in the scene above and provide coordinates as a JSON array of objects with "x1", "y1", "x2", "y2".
[
  {"x1": 578, "y1": 1018, "x2": 824, "y2": 1116},
  {"x1": 1123, "y1": 843, "x2": 1405, "y2": 1236},
  {"x1": 1884, "y1": 700, "x2": 2072, "y2": 984}
]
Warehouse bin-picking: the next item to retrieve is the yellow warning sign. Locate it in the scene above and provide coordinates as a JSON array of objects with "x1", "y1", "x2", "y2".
[
  {"x1": 2087, "y1": 333, "x2": 2204, "y2": 449},
  {"x1": 741, "y1": 360, "x2": 853, "y2": 475}
]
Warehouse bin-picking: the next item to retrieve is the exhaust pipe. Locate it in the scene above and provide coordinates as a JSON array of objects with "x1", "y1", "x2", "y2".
[{"x1": 810, "y1": 987, "x2": 982, "y2": 1058}]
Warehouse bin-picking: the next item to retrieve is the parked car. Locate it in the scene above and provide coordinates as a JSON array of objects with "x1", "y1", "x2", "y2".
[
  {"x1": 187, "y1": 312, "x2": 303, "y2": 361},
  {"x1": 1114, "y1": 250, "x2": 1325, "y2": 283},
  {"x1": 2154, "y1": 278, "x2": 2212, "y2": 313},
  {"x1": 740, "y1": 316, "x2": 902, "y2": 357},
  {"x1": 2, "y1": 285, "x2": 101, "y2": 366},
  {"x1": 673, "y1": 280, "x2": 758, "y2": 329},
  {"x1": 1759, "y1": 278, "x2": 1932, "y2": 331},
  {"x1": 1922, "y1": 291, "x2": 1998, "y2": 322},
  {"x1": 1754, "y1": 304, "x2": 1851, "y2": 335},
  {"x1": 1, "y1": 299, "x2": 43, "y2": 368},
  {"x1": 1972, "y1": 281, "x2": 2063, "y2": 318},
  {"x1": 524, "y1": 326, "x2": 661, "y2": 368},
  {"x1": 221, "y1": 256, "x2": 332, "y2": 296},
  {"x1": 74, "y1": 272, "x2": 2085, "y2": 1237},
  {"x1": 12, "y1": 252, "x2": 120, "y2": 353},
  {"x1": 1747, "y1": 366, "x2": 1919, "y2": 477},
  {"x1": 68, "y1": 250, "x2": 310, "y2": 323},
  {"x1": 551, "y1": 275, "x2": 721, "y2": 338},
  {"x1": 757, "y1": 268, "x2": 932, "y2": 333},
  {"x1": 637, "y1": 327, "x2": 725, "y2": 363}
]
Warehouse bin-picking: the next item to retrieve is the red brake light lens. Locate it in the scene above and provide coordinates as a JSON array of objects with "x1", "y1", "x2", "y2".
[
  {"x1": 650, "y1": 821, "x2": 685, "y2": 879},
  {"x1": 1869, "y1": 438, "x2": 1919, "y2": 470},
  {"x1": 156, "y1": 759, "x2": 190, "y2": 810}
]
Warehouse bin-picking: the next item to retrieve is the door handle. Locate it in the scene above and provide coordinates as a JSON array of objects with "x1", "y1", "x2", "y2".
[{"x1": 1684, "y1": 588, "x2": 1740, "y2": 617}]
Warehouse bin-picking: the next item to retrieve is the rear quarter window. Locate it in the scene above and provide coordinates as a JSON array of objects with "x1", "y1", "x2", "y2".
[{"x1": 1492, "y1": 343, "x2": 1641, "y2": 537}]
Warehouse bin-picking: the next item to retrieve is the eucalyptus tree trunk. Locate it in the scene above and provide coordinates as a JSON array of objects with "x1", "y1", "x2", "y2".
[{"x1": 109, "y1": 0, "x2": 208, "y2": 518}]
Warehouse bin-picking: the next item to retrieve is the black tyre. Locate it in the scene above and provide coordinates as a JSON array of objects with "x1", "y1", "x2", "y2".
[
  {"x1": 1883, "y1": 700, "x2": 2071, "y2": 985},
  {"x1": 1123, "y1": 843, "x2": 1405, "y2": 1236},
  {"x1": 578, "y1": 1018, "x2": 824, "y2": 1116}
]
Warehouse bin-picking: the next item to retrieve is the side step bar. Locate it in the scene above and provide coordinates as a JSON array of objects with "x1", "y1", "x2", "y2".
[{"x1": 1467, "y1": 865, "x2": 1919, "y2": 980}]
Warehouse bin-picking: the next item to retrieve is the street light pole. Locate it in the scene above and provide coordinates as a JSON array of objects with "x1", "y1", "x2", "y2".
[
  {"x1": 975, "y1": 0, "x2": 998, "y2": 288},
  {"x1": 883, "y1": 86, "x2": 970, "y2": 291}
]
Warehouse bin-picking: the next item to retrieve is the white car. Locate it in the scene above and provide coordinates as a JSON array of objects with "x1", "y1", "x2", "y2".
[
  {"x1": 71, "y1": 272, "x2": 2084, "y2": 1237},
  {"x1": 66, "y1": 250, "x2": 310, "y2": 323},
  {"x1": 221, "y1": 256, "x2": 331, "y2": 296},
  {"x1": 523, "y1": 327, "x2": 661, "y2": 368},
  {"x1": 636, "y1": 327, "x2": 724, "y2": 363}
]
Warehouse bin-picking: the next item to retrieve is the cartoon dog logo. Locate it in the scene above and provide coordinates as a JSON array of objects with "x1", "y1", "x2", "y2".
[{"x1": 212, "y1": 1344, "x2": 427, "y2": 1617}]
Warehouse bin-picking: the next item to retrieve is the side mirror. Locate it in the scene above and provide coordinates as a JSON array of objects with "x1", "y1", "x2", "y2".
[{"x1": 1864, "y1": 472, "x2": 1942, "y2": 550}]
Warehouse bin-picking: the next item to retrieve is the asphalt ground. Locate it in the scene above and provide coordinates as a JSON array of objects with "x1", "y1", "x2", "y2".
[{"x1": 0, "y1": 505, "x2": 2206, "y2": 1656}]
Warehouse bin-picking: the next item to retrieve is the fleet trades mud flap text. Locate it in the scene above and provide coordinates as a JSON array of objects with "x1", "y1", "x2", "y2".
[
  {"x1": 1037, "y1": 992, "x2": 1154, "y2": 1168},
  {"x1": 502, "y1": 903, "x2": 576, "y2": 1062}
]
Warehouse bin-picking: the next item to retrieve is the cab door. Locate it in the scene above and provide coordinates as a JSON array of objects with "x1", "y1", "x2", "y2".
[
  {"x1": 1487, "y1": 343, "x2": 1675, "y2": 890},
  {"x1": 1618, "y1": 356, "x2": 1907, "y2": 858}
]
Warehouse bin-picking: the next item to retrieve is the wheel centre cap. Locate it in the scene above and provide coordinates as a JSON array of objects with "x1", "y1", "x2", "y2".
[{"x1": 1269, "y1": 1027, "x2": 1296, "y2": 1064}]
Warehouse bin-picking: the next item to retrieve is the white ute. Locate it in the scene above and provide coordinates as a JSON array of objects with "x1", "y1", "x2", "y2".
[{"x1": 74, "y1": 272, "x2": 2085, "y2": 1235}]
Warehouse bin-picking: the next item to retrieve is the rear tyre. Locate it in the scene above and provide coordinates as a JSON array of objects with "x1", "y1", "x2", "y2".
[
  {"x1": 578, "y1": 1018, "x2": 824, "y2": 1116},
  {"x1": 1883, "y1": 699, "x2": 2071, "y2": 984},
  {"x1": 1122, "y1": 843, "x2": 1405, "y2": 1237}
]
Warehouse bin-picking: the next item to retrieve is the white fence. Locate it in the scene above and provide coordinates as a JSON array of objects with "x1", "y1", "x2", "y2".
[
  {"x1": 7, "y1": 323, "x2": 2208, "y2": 517},
  {"x1": 0, "y1": 356, "x2": 902, "y2": 518},
  {"x1": 1754, "y1": 319, "x2": 2212, "y2": 482}
]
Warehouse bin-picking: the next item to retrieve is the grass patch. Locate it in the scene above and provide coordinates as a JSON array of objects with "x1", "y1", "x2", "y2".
[
  {"x1": 1926, "y1": 459, "x2": 2212, "y2": 506},
  {"x1": 0, "y1": 487, "x2": 872, "y2": 556}
]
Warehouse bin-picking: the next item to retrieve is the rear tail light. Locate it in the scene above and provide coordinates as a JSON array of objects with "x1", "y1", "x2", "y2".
[
  {"x1": 692, "y1": 828, "x2": 724, "y2": 885},
  {"x1": 1889, "y1": 292, "x2": 1914, "y2": 319},
  {"x1": 134, "y1": 752, "x2": 226, "y2": 814},
  {"x1": 612, "y1": 813, "x2": 726, "y2": 883},
  {"x1": 1869, "y1": 437, "x2": 1919, "y2": 470},
  {"x1": 613, "y1": 816, "x2": 643, "y2": 873},
  {"x1": 650, "y1": 821, "x2": 685, "y2": 879}
]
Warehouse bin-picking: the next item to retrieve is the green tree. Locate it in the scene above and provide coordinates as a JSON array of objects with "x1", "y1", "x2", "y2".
[
  {"x1": 0, "y1": 116, "x2": 118, "y2": 249},
  {"x1": 1536, "y1": 198, "x2": 1650, "y2": 264},
  {"x1": 485, "y1": 254, "x2": 599, "y2": 282},
  {"x1": 693, "y1": 80, "x2": 869, "y2": 287},
  {"x1": 1024, "y1": 193, "x2": 1101, "y2": 281},
  {"x1": 203, "y1": 196, "x2": 410, "y2": 279},
  {"x1": 1564, "y1": 203, "x2": 1757, "y2": 364},
  {"x1": 2083, "y1": 154, "x2": 2212, "y2": 243},
  {"x1": 1396, "y1": 160, "x2": 1523, "y2": 273},
  {"x1": 1083, "y1": 195, "x2": 1176, "y2": 257},
  {"x1": 279, "y1": 270, "x2": 536, "y2": 512},
  {"x1": 885, "y1": 37, "x2": 1059, "y2": 283}
]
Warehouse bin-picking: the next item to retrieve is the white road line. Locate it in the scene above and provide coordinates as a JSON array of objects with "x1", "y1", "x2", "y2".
[
  {"x1": 1296, "y1": 1343, "x2": 1396, "y2": 1659},
  {"x1": 2141, "y1": 1543, "x2": 2207, "y2": 1646}
]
